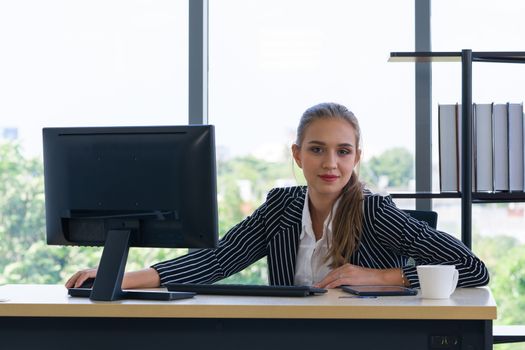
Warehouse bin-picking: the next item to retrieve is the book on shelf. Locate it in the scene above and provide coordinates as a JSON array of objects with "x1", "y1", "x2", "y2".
[
  {"x1": 492, "y1": 103, "x2": 509, "y2": 191},
  {"x1": 508, "y1": 102, "x2": 524, "y2": 191},
  {"x1": 438, "y1": 103, "x2": 460, "y2": 192},
  {"x1": 438, "y1": 101, "x2": 525, "y2": 195},
  {"x1": 473, "y1": 103, "x2": 494, "y2": 192}
]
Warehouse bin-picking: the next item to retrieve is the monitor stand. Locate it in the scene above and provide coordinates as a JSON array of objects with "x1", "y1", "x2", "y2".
[{"x1": 68, "y1": 229, "x2": 194, "y2": 301}]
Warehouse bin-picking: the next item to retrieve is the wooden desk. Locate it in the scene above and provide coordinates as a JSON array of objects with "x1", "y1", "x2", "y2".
[{"x1": 0, "y1": 284, "x2": 496, "y2": 350}]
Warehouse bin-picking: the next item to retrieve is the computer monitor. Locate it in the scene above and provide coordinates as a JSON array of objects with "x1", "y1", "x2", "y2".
[{"x1": 43, "y1": 125, "x2": 218, "y2": 301}]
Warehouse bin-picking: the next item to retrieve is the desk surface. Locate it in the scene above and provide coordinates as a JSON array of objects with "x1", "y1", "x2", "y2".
[{"x1": 0, "y1": 284, "x2": 496, "y2": 320}]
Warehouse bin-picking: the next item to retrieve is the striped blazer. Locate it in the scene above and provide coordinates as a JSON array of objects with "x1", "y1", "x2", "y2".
[{"x1": 152, "y1": 186, "x2": 489, "y2": 288}]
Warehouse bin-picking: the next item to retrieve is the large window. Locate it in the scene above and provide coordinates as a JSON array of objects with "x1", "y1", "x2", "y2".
[{"x1": 0, "y1": 1, "x2": 416, "y2": 284}]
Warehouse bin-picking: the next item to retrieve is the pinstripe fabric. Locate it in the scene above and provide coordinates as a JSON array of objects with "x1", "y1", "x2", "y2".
[{"x1": 152, "y1": 186, "x2": 489, "y2": 288}]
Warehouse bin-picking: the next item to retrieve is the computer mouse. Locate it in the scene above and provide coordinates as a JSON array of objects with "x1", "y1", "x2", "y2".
[{"x1": 80, "y1": 277, "x2": 95, "y2": 289}]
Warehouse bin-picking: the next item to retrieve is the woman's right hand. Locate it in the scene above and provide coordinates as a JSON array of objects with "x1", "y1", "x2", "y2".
[
  {"x1": 65, "y1": 268, "x2": 97, "y2": 289},
  {"x1": 65, "y1": 267, "x2": 161, "y2": 289}
]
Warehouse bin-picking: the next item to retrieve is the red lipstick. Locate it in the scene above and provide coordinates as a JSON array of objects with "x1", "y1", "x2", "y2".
[{"x1": 319, "y1": 174, "x2": 339, "y2": 182}]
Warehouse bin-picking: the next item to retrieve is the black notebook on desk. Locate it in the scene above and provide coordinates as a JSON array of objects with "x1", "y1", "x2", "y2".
[{"x1": 166, "y1": 283, "x2": 327, "y2": 297}]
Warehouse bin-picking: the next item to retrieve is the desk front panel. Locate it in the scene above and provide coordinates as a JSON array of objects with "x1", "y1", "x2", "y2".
[{"x1": 0, "y1": 316, "x2": 492, "y2": 350}]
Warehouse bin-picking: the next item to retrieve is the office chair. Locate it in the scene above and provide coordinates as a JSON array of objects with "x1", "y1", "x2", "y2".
[{"x1": 402, "y1": 209, "x2": 438, "y2": 229}]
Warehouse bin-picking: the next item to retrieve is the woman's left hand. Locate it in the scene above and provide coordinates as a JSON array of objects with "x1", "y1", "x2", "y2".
[{"x1": 314, "y1": 263, "x2": 395, "y2": 289}]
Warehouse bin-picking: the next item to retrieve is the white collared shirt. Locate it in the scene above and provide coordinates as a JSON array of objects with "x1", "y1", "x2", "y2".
[{"x1": 294, "y1": 190, "x2": 336, "y2": 286}]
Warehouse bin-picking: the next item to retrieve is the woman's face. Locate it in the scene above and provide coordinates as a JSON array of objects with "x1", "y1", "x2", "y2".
[{"x1": 292, "y1": 117, "x2": 360, "y2": 202}]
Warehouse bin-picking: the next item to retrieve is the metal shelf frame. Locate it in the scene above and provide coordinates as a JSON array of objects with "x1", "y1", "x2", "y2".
[{"x1": 390, "y1": 50, "x2": 525, "y2": 248}]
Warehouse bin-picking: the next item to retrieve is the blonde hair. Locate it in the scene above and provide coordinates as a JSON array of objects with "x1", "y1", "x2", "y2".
[{"x1": 295, "y1": 102, "x2": 364, "y2": 267}]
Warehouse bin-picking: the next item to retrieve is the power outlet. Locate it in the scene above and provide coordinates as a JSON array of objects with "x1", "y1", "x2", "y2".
[{"x1": 429, "y1": 335, "x2": 461, "y2": 349}]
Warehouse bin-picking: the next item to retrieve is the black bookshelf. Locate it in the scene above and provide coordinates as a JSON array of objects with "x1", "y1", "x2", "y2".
[
  {"x1": 390, "y1": 192, "x2": 461, "y2": 199},
  {"x1": 473, "y1": 192, "x2": 525, "y2": 203},
  {"x1": 389, "y1": 51, "x2": 525, "y2": 63},
  {"x1": 390, "y1": 192, "x2": 525, "y2": 203},
  {"x1": 390, "y1": 50, "x2": 525, "y2": 248}
]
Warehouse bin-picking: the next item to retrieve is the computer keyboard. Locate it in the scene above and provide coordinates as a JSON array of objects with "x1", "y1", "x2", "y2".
[{"x1": 166, "y1": 283, "x2": 327, "y2": 297}]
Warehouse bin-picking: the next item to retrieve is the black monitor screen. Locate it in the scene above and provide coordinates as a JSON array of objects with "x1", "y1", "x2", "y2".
[{"x1": 43, "y1": 125, "x2": 218, "y2": 301}]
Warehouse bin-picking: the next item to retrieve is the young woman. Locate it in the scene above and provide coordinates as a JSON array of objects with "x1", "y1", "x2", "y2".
[{"x1": 66, "y1": 102, "x2": 489, "y2": 290}]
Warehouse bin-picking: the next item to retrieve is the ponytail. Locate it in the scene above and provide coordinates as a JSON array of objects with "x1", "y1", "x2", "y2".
[{"x1": 329, "y1": 171, "x2": 363, "y2": 267}]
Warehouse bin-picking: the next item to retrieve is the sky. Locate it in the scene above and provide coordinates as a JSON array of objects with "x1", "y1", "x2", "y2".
[
  {"x1": 1, "y1": 0, "x2": 524, "y2": 165},
  {"x1": 0, "y1": 0, "x2": 413, "y2": 161}
]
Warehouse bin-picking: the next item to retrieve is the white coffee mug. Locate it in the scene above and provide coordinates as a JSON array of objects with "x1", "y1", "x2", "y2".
[{"x1": 417, "y1": 265, "x2": 459, "y2": 299}]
